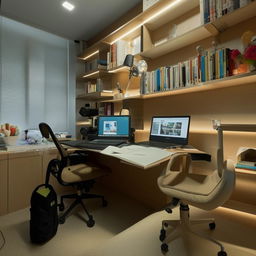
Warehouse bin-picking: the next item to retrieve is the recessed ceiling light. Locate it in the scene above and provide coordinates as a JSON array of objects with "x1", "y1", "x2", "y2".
[{"x1": 62, "y1": 1, "x2": 75, "y2": 11}]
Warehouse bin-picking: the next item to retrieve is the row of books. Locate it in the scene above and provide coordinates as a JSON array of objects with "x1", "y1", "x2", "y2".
[
  {"x1": 140, "y1": 47, "x2": 235, "y2": 94},
  {"x1": 85, "y1": 79, "x2": 103, "y2": 94},
  {"x1": 236, "y1": 161, "x2": 256, "y2": 170},
  {"x1": 107, "y1": 36, "x2": 141, "y2": 70},
  {"x1": 85, "y1": 59, "x2": 107, "y2": 73},
  {"x1": 201, "y1": 0, "x2": 254, "y2": 24}
]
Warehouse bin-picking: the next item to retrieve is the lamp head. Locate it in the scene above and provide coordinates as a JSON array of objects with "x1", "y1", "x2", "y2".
[{"x1": 123, "y1": 54, "x2": 134, "y2": 67}]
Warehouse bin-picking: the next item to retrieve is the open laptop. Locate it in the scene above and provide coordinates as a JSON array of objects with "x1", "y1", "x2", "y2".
[
  {"x1": 61, "y1": 115, "x2": 131, "y2": 150},
  {"x1": 136, "y1": 116, "x2": 190, "y2": 149}
]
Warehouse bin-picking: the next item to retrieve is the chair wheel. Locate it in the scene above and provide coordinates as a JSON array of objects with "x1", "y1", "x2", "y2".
[
  {"x1": 59, "y1": 203, "x2": 65, "y2": 211},
  {"x1": 102, "y1": 199, "x2": 108, "y2": 207},
  {"x1": 161, "y1": 243, "x2": 168, "y2": 253},
  {"x1": 209, "y1": 222, "x2": 216, "y2": 230},
  {"x1": 165, "y1": 208, "x2": 172, "y2": 213},
  {"x1": 218, "y1": 251, "x2": 227, "y2": 256},
  {"x1": 159, "y1": 229, "x2": 166, "y2": 241},
  {"x1": 59, "y1": 216, "x2": 65, "y2": 224},
  {"x1": 87, "y1": 218, "x2": 95, "y2": 228}
]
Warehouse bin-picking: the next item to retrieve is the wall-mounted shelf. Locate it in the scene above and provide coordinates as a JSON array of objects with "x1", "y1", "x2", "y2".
[
  {"x1": 81, "y1": 69, "x2": 109, "y2": 80},
  {"x1": 76, "y1": 91, "x2": 114, "y2": 101},
  {"x1": 108, "y1": 65, "x2": 129, "y2": 73},
  {"x1": 210, "y1": 0, "x2": 256, "y2": 32},
  {"x1": 102, "y1": 0, "x2": 199, "y2": 44},
  {"x1": 142, "y1": 71, "x2": 256, "y2": 99},
  {"x1": 141, "y1": 24, "x2": 217, "y2": 59},
  {"x1": 101, "y1": 71, "x2": 256, "y2": 103},
  {"x1": 235, "y1": 168, "x2": 256, "y2": 175}
]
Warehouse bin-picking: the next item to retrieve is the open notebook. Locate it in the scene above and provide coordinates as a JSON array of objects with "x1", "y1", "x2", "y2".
[{"x1": 101, "y1": 145, "x2": 175, "y2": 169}]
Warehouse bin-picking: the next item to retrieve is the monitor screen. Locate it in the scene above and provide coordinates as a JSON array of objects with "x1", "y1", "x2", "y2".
[
  {"x1": 97, "y1": 116, "x2": 130, "y2": 138},
  {"x1": 150, "y1": 116, "x2": 190, "y2": 145}
]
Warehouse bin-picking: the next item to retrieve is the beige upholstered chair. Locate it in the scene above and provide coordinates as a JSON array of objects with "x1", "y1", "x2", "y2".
[
  {"x1": 39, "y1": 122, "x2": 108, "y2": 227},
  {"x1": 157, "y1": 121, "x2": 256, "y2": 256}
]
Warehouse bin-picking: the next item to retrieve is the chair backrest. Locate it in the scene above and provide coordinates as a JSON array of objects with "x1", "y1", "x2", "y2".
[{"x1": 39, "y1": 123, "x2": 68, "y2": 159}]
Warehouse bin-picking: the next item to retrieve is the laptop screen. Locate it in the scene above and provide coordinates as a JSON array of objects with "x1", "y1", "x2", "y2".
[
  {"x1": 97, "y1": 115, "x2": 130, "y2": 138},
  {"x1": 150, "y1": 116, "x2": 190, "y2": 145}
]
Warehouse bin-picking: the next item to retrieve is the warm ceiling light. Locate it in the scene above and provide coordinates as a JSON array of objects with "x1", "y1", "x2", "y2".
[{"x1": 62, "y1": 1, "x2": 75, "y2": 11}]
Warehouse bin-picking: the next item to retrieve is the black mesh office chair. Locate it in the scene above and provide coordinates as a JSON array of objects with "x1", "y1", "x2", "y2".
[{"x1": 39, "y1": 122, "x2": 108, "y2": 227}]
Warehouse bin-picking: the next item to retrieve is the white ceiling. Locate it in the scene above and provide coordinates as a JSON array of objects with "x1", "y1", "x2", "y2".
[{"x1": 0, "y1": 0, "x2": 141, "y2": 40}]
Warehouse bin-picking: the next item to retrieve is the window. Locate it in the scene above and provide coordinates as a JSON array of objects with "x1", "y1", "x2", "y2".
[{"x1": 0, "y1": 16, "x2": 75, "y2": 134}]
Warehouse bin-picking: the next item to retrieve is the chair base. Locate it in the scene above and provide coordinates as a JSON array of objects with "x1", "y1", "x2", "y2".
[
  {"x1": 58, "y1": 191, "x2": 107, "y2": 227},
  {"x1": 160, "y1": 203, "x2": 227, "y2": 256}
]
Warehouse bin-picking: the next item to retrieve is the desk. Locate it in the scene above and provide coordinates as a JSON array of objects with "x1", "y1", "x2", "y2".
[{"x1": 62, "y1": 143, "x2": 211, "y2": 209}]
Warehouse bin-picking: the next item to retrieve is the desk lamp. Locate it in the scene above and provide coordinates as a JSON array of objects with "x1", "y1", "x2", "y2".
[{"x1": 123, "y1": 54, "x2": 147, "y2": 97}]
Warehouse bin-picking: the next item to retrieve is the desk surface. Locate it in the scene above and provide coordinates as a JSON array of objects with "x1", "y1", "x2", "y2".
[{"x1": 62, "y1": 142, "x2": 211, "y2": 169}]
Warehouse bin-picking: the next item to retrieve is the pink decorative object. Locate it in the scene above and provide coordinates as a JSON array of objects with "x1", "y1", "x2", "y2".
[{"x1": 244, "y1": 45, "x2": 256, "y2": 61}]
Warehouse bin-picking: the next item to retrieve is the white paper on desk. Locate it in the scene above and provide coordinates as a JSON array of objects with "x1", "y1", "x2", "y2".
[{"x1": 101, "y1": 145, "x2": 175, "y2": 168}]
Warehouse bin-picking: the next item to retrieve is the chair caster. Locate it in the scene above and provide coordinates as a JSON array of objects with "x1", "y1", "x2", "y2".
[
  {"x1": 59, "y1": 216, "x2": 65, "y2": 224},
  {"x1": 218, "y1": 251, "x2": 227, "y2": 256},
  {"x1": 209, "y1": 222, "x2": 216, "y2": 230},
  {"x1": 159, "y1": 229, "x2": 166, "y2": 241},
  {"x1": 102, "y1": 199, "x2": 108, "y2": 207},
  {"x1": 161, "y1": 243, "x2": 168, "y2": 253},
  {"x1": 165, "y1": 208, "x2": 172, "y2": 214},
  {"x1": 87, "y1": 217, "x2": 95, "y2": 228},
  {"x1": 59, "y1": 203, "x2": 65, "y2": 211}
]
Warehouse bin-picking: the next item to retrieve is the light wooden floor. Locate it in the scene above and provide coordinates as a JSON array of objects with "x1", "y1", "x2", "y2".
[{"x1": 0, "y1": 186, "x2": 255, "y2": 256}]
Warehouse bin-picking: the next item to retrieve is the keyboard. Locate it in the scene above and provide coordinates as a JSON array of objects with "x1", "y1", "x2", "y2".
[
  {"x1": 135, "y1": 141, "x2": 184, "y2": 149},
  {"x1": 88, "y1": 139, "x2": 126, "y2": 145}
]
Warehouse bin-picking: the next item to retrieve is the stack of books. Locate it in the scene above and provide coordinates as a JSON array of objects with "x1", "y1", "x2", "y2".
[
  {"x1": 85, "y1": 79, "x2": 103, "y2": 93},
  {"x1": 201, "y1": 0, "x2": 254, "y2": 24},
  {"x1": 235, "y1": 160, "x2": 256, "y2": 170},
  {"x1": 141, "y1": 47, "x2": 235, "y2": 94}
]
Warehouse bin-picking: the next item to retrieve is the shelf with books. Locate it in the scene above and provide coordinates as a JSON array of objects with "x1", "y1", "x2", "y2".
[
  {"x1": 141, "y1": 24, "x2": 217, "y2": 59},
  {"x1": 203, "y1": 1, "x2": 256, "y2": 32},
  {"x1": 76, "y1": 91, "x2": 114, "y2": 101},
  {"x1": 141, "y1": 71, "x2": 256, "y2": 99}
]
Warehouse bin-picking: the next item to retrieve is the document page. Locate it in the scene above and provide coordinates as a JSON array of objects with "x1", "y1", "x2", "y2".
[{"x1": 101, "y1": 145, "x2": 175, "y2": 168}]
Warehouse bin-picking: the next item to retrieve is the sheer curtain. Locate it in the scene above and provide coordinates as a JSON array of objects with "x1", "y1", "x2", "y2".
[{"x1": 0, "y1": 16, "x2": 75, "y2": 134}]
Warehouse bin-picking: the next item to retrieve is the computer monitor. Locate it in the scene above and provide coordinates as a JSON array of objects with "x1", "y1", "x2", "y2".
[
  {"x1": 97, "y1": 115, "x2": 131, "y2": 139},
  {"x1": 149, "y1": 116, "x2": 190, "y2": 145}
]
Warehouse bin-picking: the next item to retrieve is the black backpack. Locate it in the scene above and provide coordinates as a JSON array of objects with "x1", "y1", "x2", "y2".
[{"x1": 30, "y1": 183, "x2": 58, "y2": 244}]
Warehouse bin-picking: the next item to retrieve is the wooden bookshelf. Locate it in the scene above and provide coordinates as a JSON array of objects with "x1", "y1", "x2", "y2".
[
  {"x1": 211, "y1": 1, "x2": 256, "y2": 32},
  {"x1": 76, "y1": 91, "x2": 114, "y2": 101},
  {"x1": 235, "y1": 168, "x2": 256, "y2": 175},
  {"x1": 142, "y1": 71, "x2": 256, "y2": 99},
  {"x1": 100, "y1": 71, "x2": 256, "y2": 102},
  {"x1": 141, "y1": 24, "x2": 217, "y2": 59}
]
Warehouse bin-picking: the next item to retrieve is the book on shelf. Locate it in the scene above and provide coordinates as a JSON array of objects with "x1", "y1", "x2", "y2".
[
  {"x1": 107, "y1": 36, "x2": 141, "y2": 70},
  {"x1": 101, "y1": 145, "x2": 174, "y2": 169},
  {"x1": 98, "y1": 102, "x2": 114, "y2": 116},
  {"x1": 201, "y1": 0, "x2": 253, "y2": 24},
  {"x1": 85, "y1": 79, "x2": 103, "y2": 93},
  {"x1": 235, "y1": 163, "x2": 256, "y2": 170},
  {"x1": 140, "y1": 47, "x2": 237, "y2": 95}
]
